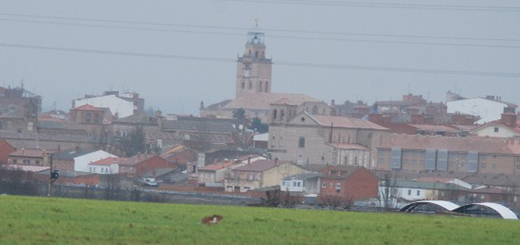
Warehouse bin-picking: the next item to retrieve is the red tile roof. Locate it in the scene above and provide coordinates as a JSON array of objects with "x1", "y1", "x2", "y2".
[
  {"x1": 89, "y1": 157, "x2": 120, "y2": 166},
  {"x1": 225, "y1": 93, "x2": 320, "y2": 110},
  {"x1": 72, "y1": 104, "x2": 103, "y2": 111},
  {"x1": 9, "y1": 149, "x2": 53, "y2": 158},
  {"x1": 310, "y1": 114, "x2": 389, "y2": 131},
  {"x1": 271, "y1": 98, "x2": 298, "y2": 106},
  {"x1": 380, "y1": 134, "x2": 520, "y2": 155},
  {"x1": 118, "y1": 154, "x2": 155, "y2": 166},
  {"x1": 233, "y1": 160, "x2": 278, "y2": 172},
  {"x1": 199, "y1": 161, "x2": 235, "y2": 171}
]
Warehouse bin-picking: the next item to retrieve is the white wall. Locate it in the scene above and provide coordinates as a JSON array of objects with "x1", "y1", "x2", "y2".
[
  {"x1": 74, "y1": 95, "x2": 134, "y2": 118},
  {"x1": 447, "y1": 98, "x2": 508, "y2": 124},
  {"x1": 473, "y1": 125, "x2": 519, "y2": 138},
  {"x1": 89, "y1": 163, "x2": 119, "y2": 174},
  {"x1": 280, "y1": 179, "x2": 304, "y2": 192},
  {"x1": 73, "y1": 150, "x2": 118, "y2": 172}
]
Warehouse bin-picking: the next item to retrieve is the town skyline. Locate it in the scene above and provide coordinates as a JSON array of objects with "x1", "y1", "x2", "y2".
[{"x1": 1, "y1": 1, "x2": 519, "y2": 115}]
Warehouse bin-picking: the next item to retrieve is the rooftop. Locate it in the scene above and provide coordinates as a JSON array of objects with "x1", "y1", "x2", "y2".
[
  {"x1": 310, "y1": 114, "x2": 388, "y2": 131},
  {"x1": 72, "y1": 104, "x2": 104, "y2": 111},
  {"x1": 233, "y1": 160, "x2": 279, "y2": 172},
  {"x1": 118, "y1": 154, "x2": 155, "y2": 166},
  {"x1": 380, "y1": 134, "x2": 520, "y2": 155},
  {"x1": 89, "y1": 157, "x2": 120, "y2": 166},
  {"x1": 225, "y1": 93, "x2": 320, "y2": 110}
]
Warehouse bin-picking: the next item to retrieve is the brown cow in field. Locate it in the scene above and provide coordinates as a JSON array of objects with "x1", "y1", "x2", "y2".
[{"x1": 201, "y1": 215, "x2": 224, "y2": 225}]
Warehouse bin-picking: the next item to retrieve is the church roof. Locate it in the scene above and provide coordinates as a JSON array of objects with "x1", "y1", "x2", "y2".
[
  {"x1": 271, "y1": 98, "x2": 298, "y2": 106},
  {"x1": 225, "y1": 93, "x2": 320, "y2": 110},
  {"x1": 310, "y1": 114, "x2": 389, "y2": 131}
]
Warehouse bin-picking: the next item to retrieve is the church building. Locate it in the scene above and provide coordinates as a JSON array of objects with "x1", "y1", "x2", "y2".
[{"x1": 200, "y1": 29, "x2": 329, "y2": 122}]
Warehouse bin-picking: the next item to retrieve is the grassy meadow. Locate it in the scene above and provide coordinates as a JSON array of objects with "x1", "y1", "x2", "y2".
[{"x1": 0, "y1": 195, "x2": 518, "y2": 244}]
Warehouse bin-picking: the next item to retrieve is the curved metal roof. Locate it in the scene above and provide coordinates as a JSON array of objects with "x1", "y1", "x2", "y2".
[
  {"x1": 453, "y1": 202, "x2": 518, "y2": 220},
  {"x1": 399, "y1": 200, "x2": 460, "y2": 212}
]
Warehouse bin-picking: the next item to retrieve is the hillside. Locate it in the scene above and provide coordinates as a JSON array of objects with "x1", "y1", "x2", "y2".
[{"x1": 0, "y1": 196, "x2": 518, "y2": 244}]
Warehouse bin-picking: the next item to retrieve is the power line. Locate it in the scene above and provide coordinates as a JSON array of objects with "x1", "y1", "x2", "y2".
[
  {"x1": 2, "y1": 42, "x2": 519, "y2": 78},
  {"x1": 213, "y1": 0, "x2": 520, "y2": 12},
  {"x1": 1, "y1": 12, "x2": 519, "y2": 43},
  {"x1": 2, "y1": 18, "x2": 520, "y2": 49}
]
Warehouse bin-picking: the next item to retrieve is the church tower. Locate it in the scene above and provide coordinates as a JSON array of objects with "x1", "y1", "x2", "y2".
[{"x1": 235, "y1": 29, "x2": 272, "y2": 98}]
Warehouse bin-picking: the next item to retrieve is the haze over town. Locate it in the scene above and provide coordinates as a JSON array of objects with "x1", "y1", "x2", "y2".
[
  {"x1": 1, "y1": 0, "x2": 519, "y2": 114},
  {"x1": 1, "y1": 2, "x2": 520, "y2": 240}
]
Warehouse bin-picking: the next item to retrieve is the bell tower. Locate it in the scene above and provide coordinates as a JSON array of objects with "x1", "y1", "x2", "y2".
[{"x1": 235, "y1": 28, "x2": 272, "y2": 98}]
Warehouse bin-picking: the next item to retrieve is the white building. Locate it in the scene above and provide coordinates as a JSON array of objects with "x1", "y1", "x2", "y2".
[
  {"x1": 73, "y1": 94, "x2": 134, "y2": 118},
  {"x1": 88, "y1": 157, "x2": 119, "y2": 174},
  {"x1": 447, "y1": 97, "x2": 515, "y2": 124},
  {"x1": 280, "y1": 172, "x2": 322, "y2": 195},
  {"x1": 73, "y1": 150, "x2": 118, "y2": 172}
]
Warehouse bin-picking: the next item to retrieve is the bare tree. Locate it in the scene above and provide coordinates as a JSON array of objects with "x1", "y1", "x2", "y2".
[
  {"x1": 104, "y1": 174, "x2": 122, "y2": 200},
  {"x1": 378, "y1": 173, "x2": 399, "y2": 210}
]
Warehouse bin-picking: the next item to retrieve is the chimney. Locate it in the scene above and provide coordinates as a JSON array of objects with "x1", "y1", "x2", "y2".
[
  {"x1": 368, "y1": 113, "x2": 384, "y2": 125},
  {"x1": 247, "y1": 157, "x2": 251, "y2": 164},
  {"x1": 501, "y1": 107, "x2": 517, "y2": 128}
]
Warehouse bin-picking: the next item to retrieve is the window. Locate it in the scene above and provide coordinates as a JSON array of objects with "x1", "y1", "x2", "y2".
[
  {"x1": 297, "y1": 182, "x2": 301, "y2": 187},
  {"x1": 280, "y1": 110, "x2": 285, "y2": 120},
  {"x1": 265, "y1": 81, "x2": 268, "y2": 91},
  {"x1": 494, "y1": 127, "x2": 499, "y2": 133},
  {"x1": 293, "y1": 182, "x2": 297, "y2": 187},
  {"x1": 321, "y1": 182, "x2": 326, "y2": 188},
  {"x1": 35, "y1": 160, "x2": 40, "y2": 165},
  {"x1": 259, "y1": 81, "x2": 263, "y2": 92},
  {"x1": 248, "y1": 81, "x2": 252, "y2": 89},
  {"x1": 344, "y1": 156, "x2": 348, "y2": 165},
  {"x1": 408, "y1": 190, "x2": 412, "y2": 195},
  {"x1": 241, "y1": 82, "x2": 245, "y2": 89},
  {"x1": 94, "y1": 114, "x2": 100, "y2": 124},
  {"x1": 298, "y1": 137, "x2": 305, "y2": 148},
  {"x1": 417, "y1": 190, "x2": 420, "y2": 196},
  {"x1": 378, "y1": 149, "x2": 390, "y2": 165},
  {"x1": 336, "y1": 183, "x2": 341, "y2": 190},
  {"x1": 330, "y1": 182, "x2": 333, "y2": 189},
  {"x1": 85, "y1": 113, "x2": 91, "y2": 123},
  {"x1": 272, "y1": 109, "x2": 277, "y2": 119},
  {"x1": 13, "y1": 159, "x2": 17, "y2": 164},
  {"x1": 23, "y1": 160, "x2": 30, "y2": 165}
]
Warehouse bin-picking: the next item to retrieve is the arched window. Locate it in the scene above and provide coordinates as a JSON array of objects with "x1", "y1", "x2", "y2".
[
  {"x1": 259, "y1": 81, "x2": 263, "y2": 92},
  {"x1": 248, "y1": 50, "x2": 252, "y2": 56},
  {"x1": 280, "y1": 110, "x2": 285, "y2": 120},
  {"x1": 273, "y1": 109, "x2": 277, "y2": 119},
  {"x1": 241, "y1": 82, "x2": 245, "y2": 89},
  {"x1": 265, "y1": 81, "x2": 269, "y2": 92}
]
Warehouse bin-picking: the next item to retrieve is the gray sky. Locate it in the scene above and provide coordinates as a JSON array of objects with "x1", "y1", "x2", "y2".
[{"x1": 1, "y1": 0, "x2": 519, "y2": 115}]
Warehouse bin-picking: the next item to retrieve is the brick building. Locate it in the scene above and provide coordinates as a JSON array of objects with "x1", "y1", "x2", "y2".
[
  {"x1": 8, "y1": 148, "x2": 53, "y2": 166},
  {"x1": 0, "y1": 140, "x2": 16, "y2": 164},
  {"x1": 118, "y1": 154, "x2": 173, "y2": 177},
  {"x1": 319, "y1": 166, "x2": 379, "y2": 202},
  {"x1": 376, "y1": 134, "x2": 520, "y2": 175}
]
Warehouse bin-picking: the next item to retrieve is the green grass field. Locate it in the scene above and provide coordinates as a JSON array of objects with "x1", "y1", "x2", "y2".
[{"x1": 0, "y1": 196, "x2": 518, "y2": 244}]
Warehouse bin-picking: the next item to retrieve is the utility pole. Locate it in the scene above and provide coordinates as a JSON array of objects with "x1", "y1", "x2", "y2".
[
  {"x1": 47, "y1": 153, "x2": 59, "y2": 197},
  {"x1": 47, "y1": 153, "x2": 52, "y2": 197}
]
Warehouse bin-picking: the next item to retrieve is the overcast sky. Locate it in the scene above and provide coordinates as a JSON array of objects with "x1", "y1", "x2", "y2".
[{"x1": 1, "y1": 0, "x2": 519, "y2": 115}]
